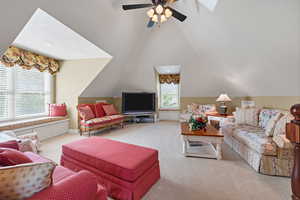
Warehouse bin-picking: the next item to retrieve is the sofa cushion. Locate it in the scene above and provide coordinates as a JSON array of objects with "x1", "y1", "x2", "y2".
[
  {"x1": 103, "y1": 104, "x2": 119, "y2": 116},
  {"x1": 234, "y1": 107, "x2": 260, "y2": 126},
  {"x1": 78, "y1": 104, "x2": 97, "y2": 116},
  {"x1": 233, "y1": 125, "x2": 277, "y2": 155},
  {"x1": 264, "y1": 112, "x2": 283, "y2": 136},
  {"x1": 62, "y1": 137, "x2": 159, "y2": 182},
  {"x1": 107, "y1": 114, "x2": 124, "y2": 122},
  {"x1": 0, "y1": 162, "x2": 55, "y2": 200},
  {"x1": 95, "y1": 103, "x2": 109, "y2": 117},
  {"x1": 0, "y1": 148, "x2": 32, "y2": 166},
  {"x1": 273, "y1": 113, "x2": 294, "y2": 137},
  {"x1": 81, "y1": 116, "x2": 112, "y2": 127},
  {"x1": 258, "y1": 109, "x2": 279, "y2": 129},
  {"x1": 78, "y1": 106, "x2": 95, "y2": 121}
]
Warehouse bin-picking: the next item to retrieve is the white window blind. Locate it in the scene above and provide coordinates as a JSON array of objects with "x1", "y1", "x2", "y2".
[
  {"x1": 0, "y1": 66, "x2": 9, "y2": 120},
  {"x1": 0, "y1": 64, "x2": 52, "y2": 121},
  {"x1": 160, "y1": 83, "x2": 180, "y2": 109}
]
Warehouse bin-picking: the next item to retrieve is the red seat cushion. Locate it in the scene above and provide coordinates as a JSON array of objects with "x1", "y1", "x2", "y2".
[
  {"x1": 102, "y1": 104, "x2": 119, "y2": 116},
  {"x1": 62, "y1": 137, "x2": 158, "y2": 182},
  {"x1": 95, "y1": 103, "x2": 109, "y2": 118},
  {"x1": 49, "y1": 103, "x2": 67, "y2": 117},
  {"x1": 0, "y1": 148, "x2": 32, "y2": 166}
]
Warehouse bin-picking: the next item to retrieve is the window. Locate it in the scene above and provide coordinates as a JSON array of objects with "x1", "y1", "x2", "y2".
[
  {"x1": 0, "y1": 64, "x2": 52, "y2": 121},
  {"x1": 160, "y1": 83, "x2": 180, "y2": 109}
]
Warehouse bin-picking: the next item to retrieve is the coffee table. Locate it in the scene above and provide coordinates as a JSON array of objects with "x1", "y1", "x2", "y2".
[{"x1": 180, "y1": 122, "x2": 224, "y2": 160}]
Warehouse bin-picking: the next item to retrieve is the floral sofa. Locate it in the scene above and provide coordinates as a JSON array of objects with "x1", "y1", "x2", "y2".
[
  {"x1": 180, "y1": 103, "x2": 217, "y2": 122},
  {"x1": 221, "y1": 108, "x2": 294, "y2": 177}
]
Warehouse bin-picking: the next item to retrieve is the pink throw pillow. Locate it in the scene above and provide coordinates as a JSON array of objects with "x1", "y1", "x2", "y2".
[
  {"x1": 78, "y1": 106, "x2": 95, "y2": 121},
  {"x1": 102, "y1": 104, "x2": 119, "y2": 116},
  {"x1": 0, "y1": 140, "x2": 19, "y2": 150},
  {"x1": 0, "y1": 148, "x2": 32, "y2": 166},
  {"x1": 49, "y1": 103, "x2": 67, "y2": 117},
  {"x1": 95, "y1": 103, "x2": 109, "y2": 118}
]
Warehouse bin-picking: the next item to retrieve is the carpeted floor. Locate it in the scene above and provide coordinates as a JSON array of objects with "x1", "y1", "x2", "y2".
[{"x1": 40, "y1": 121, "x2": 291, "y2": 200}]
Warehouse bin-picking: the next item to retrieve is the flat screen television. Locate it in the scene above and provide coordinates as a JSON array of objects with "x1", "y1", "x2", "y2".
[{"x1": 122, "y1": 92, "x2": 156, "y2": 114}]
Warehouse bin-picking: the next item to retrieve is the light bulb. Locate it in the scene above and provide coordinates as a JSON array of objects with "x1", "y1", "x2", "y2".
[
  {"x1": 165, "y1": 8, "x2": 172, "y2": 18},
  {"x1": 152, "y1": 14, "x2": 158, "y2": 23},
  {"x1": 161, "y1": 15, "x2": 167, "y2": 23},
  {"x1": 147, "y1": 9, "x2": 155, "y2": 18},
  {"x1": 155, "y1": 4, "x2": 164, "y2": 15}
]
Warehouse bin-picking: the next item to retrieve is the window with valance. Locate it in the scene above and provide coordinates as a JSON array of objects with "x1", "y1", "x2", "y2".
[
  {"x1": 0, "y1": 46, "x2": 60, "y2": 75},
  {"x1": 158, "y1": 74, "x2": 180, "y2": 109}
]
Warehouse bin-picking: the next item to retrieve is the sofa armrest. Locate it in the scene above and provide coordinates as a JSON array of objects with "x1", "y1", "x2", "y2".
[{"x1": 28, "y1": 170, "x2": 102, "y2": 200}]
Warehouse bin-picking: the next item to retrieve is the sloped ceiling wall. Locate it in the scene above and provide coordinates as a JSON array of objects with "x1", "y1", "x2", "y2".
[{"x1": 1, "y1": 0, "x2": 299, "y2": 97}]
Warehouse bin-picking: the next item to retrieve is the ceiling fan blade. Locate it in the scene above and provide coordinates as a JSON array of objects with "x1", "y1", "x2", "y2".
[
  {"x1": 122, "y1": 4, "x2": 153, "y2": 10},
  {"x1": 147, "y1": 19, "x2": 155, "y2": 28},
  {"x1": 167, "y1": 7, "x2": 187, "y2": 22}
]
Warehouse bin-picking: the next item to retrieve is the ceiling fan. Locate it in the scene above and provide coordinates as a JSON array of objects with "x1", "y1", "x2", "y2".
[{"x1": 122, "y1": 0, "x2": 187, "y2": 28}]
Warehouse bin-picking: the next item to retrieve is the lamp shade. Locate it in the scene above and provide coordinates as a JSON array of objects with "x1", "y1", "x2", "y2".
[{"x1": 216, "y1": 94, "x2": 231, "y2": 102}]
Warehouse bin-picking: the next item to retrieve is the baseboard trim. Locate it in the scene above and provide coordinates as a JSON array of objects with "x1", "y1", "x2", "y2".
[{"x1": 68, "y1": 129, "x2": 79, "y2": 134}]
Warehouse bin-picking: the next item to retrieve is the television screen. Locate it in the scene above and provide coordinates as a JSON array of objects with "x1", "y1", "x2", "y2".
[{"x1": 122, "y1": 92, "x2": 156, "y2": 114}]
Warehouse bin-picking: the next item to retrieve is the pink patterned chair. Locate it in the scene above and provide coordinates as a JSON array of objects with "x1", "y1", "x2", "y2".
[{"x1": 0, "y1": 142, "x2": 107, "y2": 200}]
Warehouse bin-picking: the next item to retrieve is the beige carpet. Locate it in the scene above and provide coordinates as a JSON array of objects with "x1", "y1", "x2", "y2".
[{"x1": 40, "y1": 121, "x2": 291, "y2": 200}]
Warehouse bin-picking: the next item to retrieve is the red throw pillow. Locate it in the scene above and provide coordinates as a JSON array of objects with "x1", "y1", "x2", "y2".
[
  {"x1": 78, "y1": 106, "x2": 95, "y2": 121},
  {"x1": 102, "y1": 104, "x2": 119, "y2": 116},
  {"x1": 49, "y1": 103, "x2": 67, "y2": 117},
  {"x1": 95, "y1": 103, "x2": 109, "y2": 117},
  {"x1": 0, "y1": 140, "x2": 19, "y2": 150},
  {"x1": 0, "y1": 148, "x2": 32, "y2": 166}
]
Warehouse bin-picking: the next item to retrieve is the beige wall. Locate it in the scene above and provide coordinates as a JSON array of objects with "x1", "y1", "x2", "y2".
[
  {"x1": 56, "y1": 58, "x2": 111, "y2": 129},
  {"x1": 87, "y1": 96, "x2": 300, "y2": 115}
]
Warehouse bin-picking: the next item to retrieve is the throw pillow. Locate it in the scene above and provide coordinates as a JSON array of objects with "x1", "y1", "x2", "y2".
[
  {"x1": 273, "y1": 113, "x2": 294, "y2": 137},
  {"x1": 95, "y1": 103, "x2": 109, "y2": 118},
  {"x1": 265, "y1": 112, "x2": 283, "y2": 137},
  {"x1": 102, "y1": 104, "x2": 119, "y2": 116},
  {"x1": 0, "y1": 162, "x2": 55, "y2": 200},
  {"x1": 187, "y1": 103, "x2": 198, "y2": 113},
  {"x1": 78, "y1": 106, "x2": 95, "y2": 121},
  {"x1": 258, "y1": 109, "x2": 279, "y2": 129},
  {"x1": 48, "y1": 103, "x2": 67, "y2": 117},
  {"x1": 0, "y1": 140, "x2": 19, "y2": 150},
  {"x1": 234, "y1": 107, "x2": 260, "y2": 126},
  {"x1": 0, "y1": 148, "x2": 32, "y2": 166}
]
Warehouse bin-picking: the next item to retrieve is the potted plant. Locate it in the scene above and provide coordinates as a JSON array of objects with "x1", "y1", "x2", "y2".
[{"x1": 189, "y1": 114, "x2": 208, "y2": 131}]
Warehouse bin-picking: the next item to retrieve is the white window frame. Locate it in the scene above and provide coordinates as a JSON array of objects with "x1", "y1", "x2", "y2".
[
  {"x1": 158, "y1": 82, "x2": 181, "y2": 110},
  {"x1": 0, "y1": 65, "x2": 53, "y2": 122}
]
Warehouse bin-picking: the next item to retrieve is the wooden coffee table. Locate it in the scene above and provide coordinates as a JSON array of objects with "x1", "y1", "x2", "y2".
[{"x1": 180, "y1": 122, "x2": 224, "y2": 160}]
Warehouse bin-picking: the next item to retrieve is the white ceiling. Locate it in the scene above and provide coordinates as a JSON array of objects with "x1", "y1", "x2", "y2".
[
  {"x1": 12, "y1": 8, "x2": 111, "y2": 60},
  {"x1": 0, "y1": 0, "x2": 299, "y2": 97}
]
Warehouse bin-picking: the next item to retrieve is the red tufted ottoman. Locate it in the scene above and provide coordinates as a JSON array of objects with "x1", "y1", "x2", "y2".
[{"x1": 61, "y1": 137, "x2": 160, "y2": 200}]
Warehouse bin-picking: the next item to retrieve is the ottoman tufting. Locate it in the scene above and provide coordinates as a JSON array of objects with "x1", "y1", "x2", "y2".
[{"x1": 61, "y1": 137, "x2": 160, "y2": 200}]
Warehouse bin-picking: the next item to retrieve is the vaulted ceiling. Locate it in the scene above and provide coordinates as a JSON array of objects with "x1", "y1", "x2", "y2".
[{"x1": 1, "y1": 0, "x2": 299, "y2": 97}]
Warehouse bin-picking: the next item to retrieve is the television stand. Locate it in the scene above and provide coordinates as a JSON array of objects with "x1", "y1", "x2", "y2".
[{"x1": 123, "y1": 113, "x2": 157, "y2": 123}]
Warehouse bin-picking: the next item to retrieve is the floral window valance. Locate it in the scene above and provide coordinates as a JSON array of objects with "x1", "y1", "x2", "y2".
[
  {"x1": 159, "y1": 74, "x2": 180, "y2": 84},
  {"x1": 0, "y1": 46, "x2": 60, "y2": 75}
]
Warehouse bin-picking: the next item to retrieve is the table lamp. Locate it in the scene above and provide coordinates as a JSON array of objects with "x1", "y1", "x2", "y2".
[{"x1": 216, "y1": 94, "x2": 231, "y2": 115}]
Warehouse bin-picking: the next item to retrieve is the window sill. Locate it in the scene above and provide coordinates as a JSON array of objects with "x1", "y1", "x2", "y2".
[{"x1": 0, "y1": 116, "x2": 69, "y2": 131}]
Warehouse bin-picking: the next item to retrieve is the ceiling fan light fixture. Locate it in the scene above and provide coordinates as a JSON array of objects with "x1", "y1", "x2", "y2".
[
  {"x1": 160, "y1": 14, "x2": 167, "y2": 23},
  {"x1": 152, "y1": 14, "x2": 159, "y2": 23},
  {"x1": 155, "y1": 4, "x2": 164, "y2": 15},
  {"x1": 165, "y1": 8, "x2": 173, "y2": 18},
  {"x1": 147, "y1": 8, "x2": 155, "y2": 18}
]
